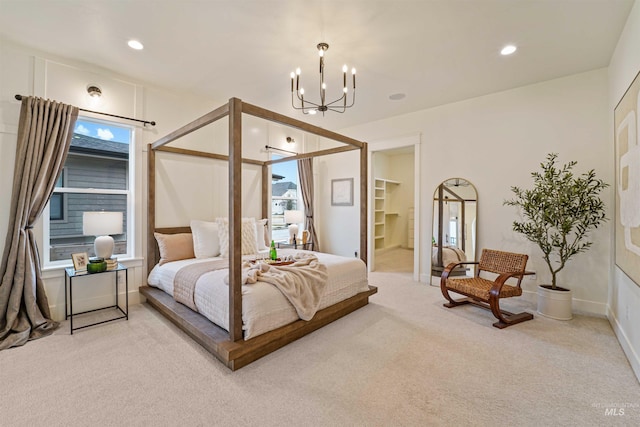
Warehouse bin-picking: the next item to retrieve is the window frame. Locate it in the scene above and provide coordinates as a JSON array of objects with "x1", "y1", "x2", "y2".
[
  {"x1": 270, "y1": 154, "x2": 304, "y2": 242},
  {"x1": 43, "y1": 116, "x2": 134, "y2": 268}
]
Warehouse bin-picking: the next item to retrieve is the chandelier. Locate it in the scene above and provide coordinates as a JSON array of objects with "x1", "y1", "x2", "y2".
[{"x1": 290, "y1": 42, "x2": 356, "y2": 115}]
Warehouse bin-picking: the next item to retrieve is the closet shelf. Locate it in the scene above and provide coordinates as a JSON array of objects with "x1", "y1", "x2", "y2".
[{"x1": 374, "y1": 177, "x2": 402, "y2": 250}]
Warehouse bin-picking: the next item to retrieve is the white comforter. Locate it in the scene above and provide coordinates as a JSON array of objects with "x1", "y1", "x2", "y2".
[{"x1": 147, "y1": 249, "x2": 369, "y2": 340}]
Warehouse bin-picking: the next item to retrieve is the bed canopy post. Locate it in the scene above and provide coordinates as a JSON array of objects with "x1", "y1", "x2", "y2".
[
  {"x1": 437, "y1": 184, "x2": 444, "y2": 267},
  {"x1": 261, "y1": 164, "x2": 269, "y2": 220},
  {"x1": 229, "y1": 98, "x2": 244, "y2": 342},
  {"x1": 147, "y1": 145, "x2": 157, "y2": 274},
  {"x1": 360, "y1": 143, "x2": 368, "y2": 264}
]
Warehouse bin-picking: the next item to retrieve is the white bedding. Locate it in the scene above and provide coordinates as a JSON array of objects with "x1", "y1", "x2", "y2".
[
  {"x1": 147, "y1": 249, "x2": 369, "y2": 340},
  {"x1": 431, "y1": 246, "x2": 466, "y2": 267}
]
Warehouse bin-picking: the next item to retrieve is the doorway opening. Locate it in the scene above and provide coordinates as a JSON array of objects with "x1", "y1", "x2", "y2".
[{"x1": 369, "y1": 134, "x2": 421, "y2": 281}]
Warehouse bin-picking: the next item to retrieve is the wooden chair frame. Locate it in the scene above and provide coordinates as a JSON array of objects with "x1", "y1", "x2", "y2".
[{"x1": 440, "y1": 249, "x2": 534, "y2": 329}]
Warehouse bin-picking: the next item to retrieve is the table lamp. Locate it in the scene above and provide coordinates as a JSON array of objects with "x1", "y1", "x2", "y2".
[
  {"x1": 284, "y1": 210, "x2": 304, "y2": 244},
  {"x1": 83, "y1": 211, "x2": 123, "y2": 259}
]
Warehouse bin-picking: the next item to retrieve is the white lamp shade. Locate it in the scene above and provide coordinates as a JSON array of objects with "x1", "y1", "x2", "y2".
[
  {"x1": 284, "y1": 210, "x2": 304, "y2": 224},
  {"x1": 83, "y1": 211, "x2": 123, "y2": 236}
]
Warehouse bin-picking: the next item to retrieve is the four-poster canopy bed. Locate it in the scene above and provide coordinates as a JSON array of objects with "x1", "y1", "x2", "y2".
[{"x1": 139, "y1": 98, "x2": 376, "y2": 370}]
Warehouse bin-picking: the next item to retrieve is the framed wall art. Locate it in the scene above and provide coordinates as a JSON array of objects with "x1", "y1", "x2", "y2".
[
  {"x1": 614, "y1": 69, "x2": 640, "y2": 287},
  {"x1": 331, "y1": 178, "x2": 354, "y2": 206}
]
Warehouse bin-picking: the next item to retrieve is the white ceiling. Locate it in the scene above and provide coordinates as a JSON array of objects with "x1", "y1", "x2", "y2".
[{"x1": 0, "y1": 0, "x2": 634, "y2": 131}]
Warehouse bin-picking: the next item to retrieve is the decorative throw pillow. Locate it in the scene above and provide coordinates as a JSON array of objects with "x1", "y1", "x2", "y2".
[
  {"x1": 190, "y1": 219, "x2": 220, "y2": 258},
  {"x1": 154, "y1": 232, "x2": 195, "y2": 265},
  {"x1": 216, "y1": 217, "x2": 258, "y2": 257},
  {"x1": 255, "y1": 218, "x2": 269, "y2": 250}
]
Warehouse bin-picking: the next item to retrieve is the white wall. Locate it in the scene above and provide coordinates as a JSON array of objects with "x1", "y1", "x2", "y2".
[
  {"x1": 0, "y1": 39, "x2": 218, "y2": 320},
  {"x1": 317, "y1": 150, "x2": 361, "y2": 257},
  {"x1": 339, "y1": 68, "x2": 611, "y2": 317},
  {"x1": 607, "y1": 0, "x2": 640, "y2": 382},
  {"x1": 388, "y1": 153, "x2": 415, "y2": 248}
]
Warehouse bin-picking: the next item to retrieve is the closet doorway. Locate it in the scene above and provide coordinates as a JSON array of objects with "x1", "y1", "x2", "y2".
[{"x1": 369, "y1": 134, "x2": 421, "y2": 281}]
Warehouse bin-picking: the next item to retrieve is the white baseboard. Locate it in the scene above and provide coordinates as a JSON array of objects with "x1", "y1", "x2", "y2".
[
  {"x1": 607, "y1": 306, "x2": 640, "y2": 383},
  {"x1": 572, "y1": 297, "x2": 607, "y2": 317},
  {"x1": 521, "y1": 289, "x2": 607, "y2": 317}
]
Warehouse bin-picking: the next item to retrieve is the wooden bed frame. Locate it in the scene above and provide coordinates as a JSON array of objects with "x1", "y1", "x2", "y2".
[{"x1": 140, "y1": 98, "x2": 376, "y2": 370}]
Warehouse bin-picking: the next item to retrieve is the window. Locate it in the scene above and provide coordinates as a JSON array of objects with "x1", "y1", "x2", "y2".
[
  {"x1": 271, "y1": 155, "x2": 299, "y2": 242},
  {"x1": 49, "y1": 172, "x2": 65, "y2": 221},
  {"x1": 45, "y1": 118, "x2": 133, "y2": 264}
]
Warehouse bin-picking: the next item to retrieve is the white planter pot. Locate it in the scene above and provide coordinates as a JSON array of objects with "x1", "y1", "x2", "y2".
[{"x1": 537, "y1": 285, "x2": 573, "y2": 320}]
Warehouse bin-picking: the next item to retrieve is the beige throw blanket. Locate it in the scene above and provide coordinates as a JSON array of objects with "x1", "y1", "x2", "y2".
[
  {"x1": 173, "y1": 259, "x2": 229, "y2": 311},
  {"x1": 226, "y1": 253, "x2": 329, "y2": 321}
]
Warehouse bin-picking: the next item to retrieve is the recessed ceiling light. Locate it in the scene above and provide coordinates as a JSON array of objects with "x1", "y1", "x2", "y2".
[
  {"x1": 501, "y1": 45, "x2": 517, "y2": 55},
  {"x1": 127, "y1": 40, "x2": 144, "y2": 50},
  {"x1": 389, "y1": 93, "x2": 406, "y2": 101}
]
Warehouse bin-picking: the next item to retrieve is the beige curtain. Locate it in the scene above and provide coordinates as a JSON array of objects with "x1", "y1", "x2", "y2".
[
  {"x1": 0, "y1": 97, "x2": 78, "y2": 350},
  {"x1": 297, "y1": 158, "x2": 319, "y2": 251}
]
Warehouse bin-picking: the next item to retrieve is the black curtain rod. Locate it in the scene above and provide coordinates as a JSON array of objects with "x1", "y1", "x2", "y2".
[
  {"x1": 265, "y1": 145, "x2": 297, "y2": 155},
  {"x1": 14, "y1": 94, "x2": 156, "y2": 126}
]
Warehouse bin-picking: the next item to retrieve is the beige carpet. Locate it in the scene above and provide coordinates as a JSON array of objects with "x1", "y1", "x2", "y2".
[
  {"x1": 374, "y1": 247, "x2": 414, "y2": 273},
  {"x1": 1, "y1": 271, "x2": 639, "y2": 426}
]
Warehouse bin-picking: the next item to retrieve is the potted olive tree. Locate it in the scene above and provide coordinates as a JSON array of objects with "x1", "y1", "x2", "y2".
[{"x1": 504, "y1": 153, "x2": 608, "y2": 320}]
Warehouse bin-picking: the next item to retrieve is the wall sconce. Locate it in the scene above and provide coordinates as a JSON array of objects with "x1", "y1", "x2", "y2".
[
  {"x1": 87, "y1": 85, "x2": 102, "y2": 98},
  {"x1": 286, "y1": 136, "x2": 295, "y2": 144}
]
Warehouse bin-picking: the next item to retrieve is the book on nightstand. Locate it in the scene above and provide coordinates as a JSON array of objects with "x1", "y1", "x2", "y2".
[{"x1": 105, "y1": 257, "x2": 118, "y2": 270}]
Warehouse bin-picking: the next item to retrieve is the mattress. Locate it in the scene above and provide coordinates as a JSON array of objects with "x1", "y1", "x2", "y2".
[{"x1": 147, "y1": 249, "x2": 369, "y2": 340}]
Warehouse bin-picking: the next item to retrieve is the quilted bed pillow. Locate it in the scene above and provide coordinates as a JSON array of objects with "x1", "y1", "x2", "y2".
[
  {"x1": 154, "y1": 232, "x2": 195, "y2": 265},
  {"x1": 216, "y1": 217, "x2": 258, "y2": 257},
  {"x1": 190, "y1": 219, "x2": 220, "y2": 258}
]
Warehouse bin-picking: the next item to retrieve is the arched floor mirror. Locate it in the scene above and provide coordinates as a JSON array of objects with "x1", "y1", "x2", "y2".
[{"x1": 431, "y1": 178, "x2": 477, "y2": 280}]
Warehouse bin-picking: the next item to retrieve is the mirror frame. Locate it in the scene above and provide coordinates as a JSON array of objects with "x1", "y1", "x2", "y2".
[{"x1": 431, "y1": 177, "x2": 477, "y2": 277}]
